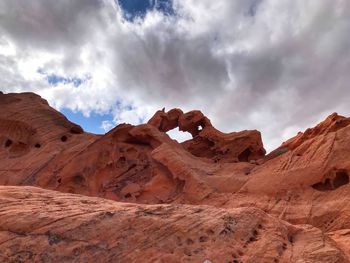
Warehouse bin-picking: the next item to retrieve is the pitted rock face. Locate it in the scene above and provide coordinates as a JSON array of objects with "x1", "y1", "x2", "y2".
[
  {"x1": 2, "y1": 186, "x2": 346, "y2": 263},
  {"x1": 0, "y1": 92, "x2": 95, "y2": 186}
]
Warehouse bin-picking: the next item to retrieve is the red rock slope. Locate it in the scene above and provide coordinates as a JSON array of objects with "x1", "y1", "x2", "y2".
[
  {"x1": 0, "y1": 186, "x2": 346, "y2": 263},
  {"x1": 0, "y1": 92, "x2": 97, "y2": 186}
]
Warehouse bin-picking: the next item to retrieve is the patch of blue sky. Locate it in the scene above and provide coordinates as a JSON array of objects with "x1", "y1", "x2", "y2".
[
  {"x1": 61, "y1": 108, "x2": 115, "y2": 134},
  {"x1": 46, "y1": 74, "x2": 82, "y2": 87},
  {"x1": 38, "y1": 69, "x2": 90, "y2": 87},
  {"x1": 117, "y1": 0, "x2": 175, "y2": 21},
  {"x1": 138, "y1": 117, "x2": 145, "y2": 124}
]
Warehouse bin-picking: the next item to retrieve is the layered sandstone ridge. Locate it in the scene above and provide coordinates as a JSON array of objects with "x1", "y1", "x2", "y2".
[
  {"x1": 1, "y1": 92, "x2": 350, "y2": 262},
  {"x1": 0, "y1": 186, "x2": 346, "y2": 263}
]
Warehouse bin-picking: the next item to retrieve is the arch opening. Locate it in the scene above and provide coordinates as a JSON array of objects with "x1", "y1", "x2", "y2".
[{"x1": 166, "y1": 128, "x2": 193, "y2": 143}]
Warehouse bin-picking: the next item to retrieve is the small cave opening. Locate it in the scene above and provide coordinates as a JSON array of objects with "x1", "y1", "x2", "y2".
[
  {"x1": 312, "y1": 178, "x2": 332, "y2": 191},
  {"x1": 333, "y1": 170, "x2": 349, "y2": 189},
  {"x1": 34, "y1": 143, "x2": 41, "y2": 148},
  {"x1": 72, "y1": 173, "x2": 85, "y2": 185},
  {"x1": 60, "y1": 135, "x2": 68, "y2": 142},
  {"x1": 312, "y1": 170, "x2": 349, "y2": 191},
  {"x1": 238, "y1": 148, "x2": 252, "y2": 162},
  {"x1": 70, "y1": 126, "x2": 83, "y2": 134},
  {"x1": 4, "y1": 139, "x2": 12, "y2": 148}
]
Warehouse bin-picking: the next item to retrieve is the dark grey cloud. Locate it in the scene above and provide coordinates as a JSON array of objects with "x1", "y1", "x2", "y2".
[
  {"x1": 1, "y1": 0, "x2": 350, "y2": 151},
  {"x1": 0, "y1": 0, "x2": 104, "y2": 48}
]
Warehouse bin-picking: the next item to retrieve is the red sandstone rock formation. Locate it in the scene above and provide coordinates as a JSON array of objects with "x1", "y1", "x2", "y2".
[
  {"x1": 148, "y1": 108, "x2": 266, "y2": 163},
  {"x1": 1, "y1": 92, "x2": 350, "y2": 262},
  {"x1": 0, "y1": 92, "x2": 96, "y2": 186},
  {"x1": 0, "y1": 186, "x2": 346, "y2": 263},
  {"x1": 0, "y1": 92, "x2": 266, "y2": 203}
]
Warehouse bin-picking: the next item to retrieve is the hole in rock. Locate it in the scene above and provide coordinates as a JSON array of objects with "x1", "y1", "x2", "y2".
[
  {"x1": 186, "y1": 238, "x2": 194, "y2": 245},
  {"x1": 312, "y1": 170, "x2": 349, "y2": 191},
  {"x1": 60, "y1": 135, "x2": 68, "y2": 142},
  {"x1": 199, "y1": 236, "x2": 209, "y2": 242},
  {"x1": 4, "y1": 139, "x2": 12, "y2": 148},
  {"x1": 70, "y1": 126, "x2": 83, "y2": 134},
  {"x1": 57, "y1": 178, "x2": 62, "y2": 184},
  {"x1": 248, "y1": 236, "x2": 257, "y2": 243},
  {"x1": 238, "y1": 148, "x2": 252, "y2": 162},
  {"x1": 333, "y1": 170, "x2": 349, "y2": 188},
  {"x1": 166, "y1": 128, "x2": 193, "y2": 143},
  {"x1": 282, "y1": 243, "x2": 287, "y2": 250},
  {"x1": 124, "y1": 193, "x2": 132, "y2": 198},
  {"x1": 34, "y1": 143, "x2": 41, "y2": 148},
  {"x1": 72, "y1": 173, "x2": 85, "y2": 184},
  {"x1": 312, "y1": 179, "x2": 332, "y2": 191}
]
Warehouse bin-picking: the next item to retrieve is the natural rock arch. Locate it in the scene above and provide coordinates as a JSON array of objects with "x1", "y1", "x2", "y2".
[{"x1": 148, "y1": 108, "x2": 266, "y2": 163}]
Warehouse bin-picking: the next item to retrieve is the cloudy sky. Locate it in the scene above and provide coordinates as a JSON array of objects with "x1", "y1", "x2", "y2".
[{"x1": 1, "y1": 0, "x2": 350, "y2": 151}]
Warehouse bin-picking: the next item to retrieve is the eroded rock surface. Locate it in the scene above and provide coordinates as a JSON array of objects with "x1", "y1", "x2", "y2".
[
  {"x1": 0, "y1": 186, "x2": 346, "y2": 263},
  {"x1": 149, "y1": 108, "x2": 266, "y2": 163},
  {"x1": 1, "y1": 92, "x2": 350, "y2": 262}
]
